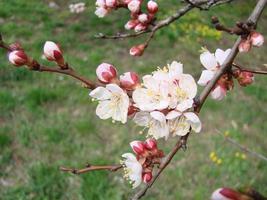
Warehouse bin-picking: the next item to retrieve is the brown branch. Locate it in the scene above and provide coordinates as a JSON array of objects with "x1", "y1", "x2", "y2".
[
  {"x1": 132, "y1": 0, "x2": 267, "y2": 199},
  {"x1": 60, "y1": 164, "x2": 122, "y2": 175},
  {"x1": 233, "y1": 63, "x2": 267, "y2": 75},
  {"x1": 216, "y1": 130, "x2": 267, "y2": 162},
  {"x1": 0, "y1": 34, "x2": 99, "y2": 90}
]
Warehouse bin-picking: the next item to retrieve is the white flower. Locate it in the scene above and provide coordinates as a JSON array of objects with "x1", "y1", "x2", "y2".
[
  {"x1": 198, "y1": 49, "x2": 231, "y2": 86},
  {"x1": 166, "y1": 109, "x2": 201, "y2": 136},
  {"x1": 89, "y1": 84, "x2": 129, "y2": 123},
  {"x1": 95, "y1": 0, "x2": 105, "y2": 7},
  {"x1": 121, "y1": 153, "x2": 142, "y2": 188},
  {"x1": 133, "y1": 111, "x2": 169, "y2": 140},
  {"x1": 95, "y1": 6, "x2": 108, "y2": 18},
  {"x1": 132, "y1": 75, "x2": 169, "y2": 111}
]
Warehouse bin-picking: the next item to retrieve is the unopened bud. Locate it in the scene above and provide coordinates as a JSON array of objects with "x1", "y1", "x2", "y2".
[
  {"x1": 96, "y1": 63, "x2": 117, "y2": 83},
  {"x1": 134, "y1": 23, "x2": 147, "y2": 32},
  {"x1": 129, "y1": 44, "x2": 146, "y2": 57},
  {"x1": 120, "y1": 72, "x2": 140, "y2": 90},
  {"x1": 250, "y1": 31, "x2": 264, "y2": 47},
  {"x1": 128, "y1": 0, "x2": 141, "y2": 13},
  {"x1": 142, "y1": 172, "x2": 153, "y2": 183},
  {"x1": 138, "y1": 14, "x2": 149, "y2": 24},
  {"x1": 238, "y1": 39, "x2": 251, "y2": 53},
  {"x1": 43, "y1": 41, "x2": 65, "y2": 66},
  {"x1": 8, "y1": 50, "x2": 28, "y2": 67},
  {"x1": 130, "y1": 140, "x2": 145, "y2": 155},
  {"x1": 125, "y1": 20, "x2": 139, "y2": 30},
  {"x1": 236, "y1": 71, "x2": 254, "y2": 87},
  {"x1": 144, "y1": 138, "x2": 157, "y2": 150},
  {"x1": 106, "y1": 0, "x2": 117, "y2": 8},
  {"x1": 147, "y1": 1, "x2": 158, "y2": 14},
  {"x1": 211, "y1": 188, "x2": 245, "y2": 200}
]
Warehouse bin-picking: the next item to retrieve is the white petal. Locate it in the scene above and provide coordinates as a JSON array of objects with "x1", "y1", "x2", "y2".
[
  {"x1": 176, "y1": 99, "x2": 194, "y2": 112},
  {"x1": 89, "y1": 87, "x2": 111, "y2": 100},
  {"x1": 122, "y1": 153, "x2": 136, "y2": 161},
  {"x1": 211, "y1": 86, "x2": 226, "y2": 101},
  {"x1": 197, "y1": 70, "x2": 215, "y2": 86},
  {"x1": 184, "y1": 112, "x2": 202, "y2": 133},
  {"x1": 106, "y1": 84, "x2": 124, "y2": 94},
  {"x1": 150, "y1": 111, "x2": 166, "y2": 122},
  {"x1": 168, "y1": 61, "x2": 183, "y2": 80},
  {"x1": 166, "y1": 110, "x2": 181, "y2": 120},
  {"x1": 171, "y1": 117, "x2": 191, "y2": 136},
  {"x1": 179, "y1": 74, "x2": 197, "y2": 99},
  {"x1": 215, "y1": 48, "x2": 231, "y2": 66},
  {"x1": 143, "y1": 75, "x2": 159, "y2": 91},
  {"x1": 200, "y1": 51, "x2": 217, "y2": 70},
  {"x1": 95, "y1": 100, "x2": 113, "y2": 119},
  {"x1": 133, "y1": 112, "x2": 151, "y2": 126},
  {"x1": 111, "y1": 93, "x2": 129, "y2": 124}
]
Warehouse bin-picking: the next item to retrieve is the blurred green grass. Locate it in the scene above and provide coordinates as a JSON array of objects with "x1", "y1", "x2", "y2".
[{"x1": 0, "y1": 0, "x2": 266, "y2": 199}]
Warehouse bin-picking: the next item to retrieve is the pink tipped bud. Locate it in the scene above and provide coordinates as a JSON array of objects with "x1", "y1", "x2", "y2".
[
  {"x1": 125, "y1": 20, "x2": 139, "y2": 30},
  {"x1": 144, "y1": 138, "x2": 157, "y2": 150},
  {"x1": 96, "y1": 63, "x2": 117, "y2": 83},
  {"x1": 250, "y1": 32, "x2": 264, "y2": 47},
  {"x1": 129, "y1": 44, "x2": 146, "y2": 57},
  {"x1": 147, "y1": 1, "x2": 158, "y2": 14},
  {"x1": 130, "y1": 140, "x2": 145, "y2": 155},
  {"x1": 128, "y1": 0, "x2": 141, "y2": 13},
  {"x1": 211, "y1": 188, "x2": 245, "y2": 200},
  {"x1": 128, "y1": 104, "x2": 137, "y2": 116},
  {"x1": 8, "y1": 50, "x2": 28, "y2": 67},
  {"x1": 120, "y1": 72, "x2": 140, "y2": 90},
  {"x1": 43, "y1": 41, "x2": 64, "y2": 65},
  {"x1": 106, "y1": 0, "x2": 117, "y2": 8},
  {"x1": 237, "y1": 71, "x2": 254, "y2": 87},
  {"x1": 134, "y1": 23, "x2": 147, "y2": 32},
  {"x1": 138, "y1": 14, "x2": 149, "y2": 24},
  {"x1": 142, "y1": 172, "x2": 153, "y2": 183},
  {"x1": 238, "y1": 39, "x2": 251, "y2": 53}
]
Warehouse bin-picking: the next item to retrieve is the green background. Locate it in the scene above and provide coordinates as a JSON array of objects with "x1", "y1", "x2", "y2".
[{"x1": 0, "y1": 0, "x2": 266, "y2": 199}]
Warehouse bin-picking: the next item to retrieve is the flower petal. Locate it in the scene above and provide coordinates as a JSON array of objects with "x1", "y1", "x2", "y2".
[
  {"x1": 200, "y1": 51, "x2": 217, "y2": 70},
  {"x1": 106, "y1": 83, "x2": 124, "y2": 93},
  {"x1": 197, "y1": 70, "x2": 215, "y2": 86},
  {"x1": 133, "y1": 112, "x2": 151, "y2": 126},
  {"x1": 150, "y1": 111, "x2": 166, "y2": 122},
  {"x1": 166, "y1": 110, "x2": 181, "y2": 120},
  {"x1": 184, "y1": 112, "x2": 202, "y2": 133},
  {"x1": 215, "y1": 48, "x2": 231, "y2": 66},
  {"x1": 211, "y1": 86, "x2": 226, "y2": 101},
  {"x1": 89, "y1": 87, "x2": 111, "y2": 100},
  {"x1": 179, "y1": 74, "x2": 197, "y2": 99},
  {"x1": 95, "y1": 100, "x2": 113, "y2": 119},
  {"x1": 168, "y1": 61, "x2": 183, "y2": 80},
  {"x1": 176, "y1": 99, "x2": 194, "y2": 112}
]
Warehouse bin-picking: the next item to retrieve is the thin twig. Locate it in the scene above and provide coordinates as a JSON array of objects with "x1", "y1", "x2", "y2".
[
  {"x1": 216, "y1": 130, "x2": 267, "y2": 162},
  {"x1": 60, "y1": 164, "x2": 122, "y2": 175},
  {"x1": 233, "y1": 63, "x2": 267, "y2": 75}
]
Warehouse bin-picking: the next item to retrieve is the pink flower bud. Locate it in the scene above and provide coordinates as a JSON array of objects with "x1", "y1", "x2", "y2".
[
  {"x1": 238, "y1": 39, "x2": 251, "y2": 53},
  {"x1": 106, "y1": 0, "x2": 117, "y2": 8},
  {"x1": 130, "y1": 140, "x2": 145, "y2": 155},
  {"x1": 211, "y1": 188, "x2": 244, "y2": 200},
  {"x1": 124, "y1": 20, "x2": 139, "y2": 30},
  {"x1": 96, "y1": 63, "x2": 117, "y2": 83},
  {"x1": 237, "y1": 71, "x2": 254, "y2": 87},
  {"x1": 250, "y1": 31, "x2": 264, "y2": 47},
  {"x1": 147, "y1": 1, "x2": 158, "y2": 14},
  {"x1": 211, "y1": 85, "x2": 227, "y2": 101},
  {"x1": 129, "y1": 44, "x2": 146, "y2": 56},
  {"x1": 128, "y1": 0, "x2": 141, "y2": 13},
  {"x1": 8, "y1": 50, "x2": 28, "y2": 67},
  {"x1": 142, "y1": 172, "x2": 153, "y2": 183},
  {"x1": 138, "y1": 14, "x2": 149, "y2": 24},
  {"x1": 43, "y1": 41, "x2": 64, "y2": 65},
  {"x1": 120, "y1": 72, "x2": 140, "y2": 90},
  {"x1": 128, "y1": 104, "x2": 137, "y2": 116},
  {"x1": 144, "y1": 138, "x2": 157, "y2": 150},
  {"x1": 134, "y1": 23, "x2": 147, "y2": 32}
]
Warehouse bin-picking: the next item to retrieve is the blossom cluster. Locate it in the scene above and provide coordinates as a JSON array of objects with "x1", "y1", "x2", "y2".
[
  {"x1": 95, "y1": 0, "x2": 158, "y2": 33},
  {"x1": 121, "y1": 138, "x2": 164, "y2": 188},
  {"x1": 238, "y1": 31, "x2": 264, "y2": 52},
  {"x1": 69, "y1": 2, "x2": 86, "y2": 14},
  {"x1": 198, "y1": 48, "x2": 255, "y2": 100}
]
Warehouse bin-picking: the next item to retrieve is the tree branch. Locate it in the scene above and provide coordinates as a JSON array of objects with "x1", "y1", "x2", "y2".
[
  {"x1": 232, "y1": 63, "x2": 267, "y2": 75},
  {"x1": 60, "y1": 164, "x2": 122, "y2": 175},
  {"x1": 132, "y1": 0, "x2": 267, "y2": 199}
]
